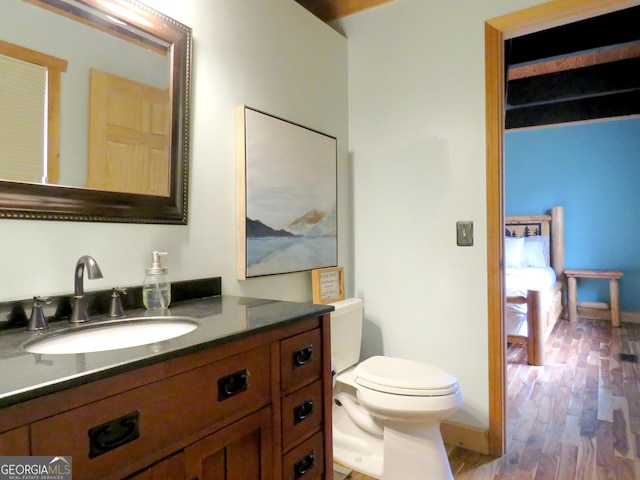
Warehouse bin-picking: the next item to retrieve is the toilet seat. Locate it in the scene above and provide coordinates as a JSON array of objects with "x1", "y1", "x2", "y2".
[{"x1": 354, "y1": 356, "x2": 459, "y2": 396}]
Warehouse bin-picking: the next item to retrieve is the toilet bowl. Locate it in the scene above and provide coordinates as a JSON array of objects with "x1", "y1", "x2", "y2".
[{"x1": 330, "y1": 299, "x2": 463, "y2": 480}]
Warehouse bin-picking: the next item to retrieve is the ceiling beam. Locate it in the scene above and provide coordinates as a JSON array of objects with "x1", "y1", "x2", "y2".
[
  {"x1": 505, "y1": 90, "x2": 640, "y2": 129},
  {"x1": 506, "y1": 55, "x2": 640, "y2": 128},
  {"x1": 508, "y1": 57, "x2": 640, "y2": 106},
  {"x1": 508, "y1": 44, "x2": 640, "y2": 80},
  {"x1": 295, "y1": 0, "x2": 394, "y2": 22},
  {"x1": 505, "y1": 5, "x2": 640, "y2": 66}
]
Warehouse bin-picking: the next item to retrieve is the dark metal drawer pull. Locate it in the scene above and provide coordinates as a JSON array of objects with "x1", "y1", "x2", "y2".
[
  {"x1": 293, "y1": 345, "x2": 313, "y2": 367},
  {"x1": 293, "y1": 399, "x2": 314, "y2": 424},
  {"x1": 294, "y1": 451, "x2": 315, "y2": 477},
  {"x1": 218, "y1": 369, "x2": 249, "y2": 400},
  {"x1": 88, "y1": 411, "x2": 140, "y2": 458}
]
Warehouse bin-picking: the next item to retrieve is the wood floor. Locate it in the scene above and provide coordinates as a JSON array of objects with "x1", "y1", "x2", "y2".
[{"x1": 335, "y1": 317, "x2": 640, "y2": 479}]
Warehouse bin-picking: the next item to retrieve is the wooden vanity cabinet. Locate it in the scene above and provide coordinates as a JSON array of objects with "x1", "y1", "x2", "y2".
[{"x1": 0, "y1": 314, "x2": 333, "y2": 480}]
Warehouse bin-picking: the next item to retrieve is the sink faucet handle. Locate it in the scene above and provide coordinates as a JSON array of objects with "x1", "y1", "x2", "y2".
[
  {"x1": 27, "y1": 296, "x2": 52, "y2": 332},
  {"x1": 108, "y1": 287, "x2": 127, "y2": 318}
]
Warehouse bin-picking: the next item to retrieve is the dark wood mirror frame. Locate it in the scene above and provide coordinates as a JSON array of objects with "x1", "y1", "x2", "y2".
[{"x1": 0, "y1": 0, "x2": 192, "y2": 224}]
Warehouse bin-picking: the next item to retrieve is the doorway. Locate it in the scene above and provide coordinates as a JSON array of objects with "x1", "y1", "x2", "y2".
[{"x1": 485, "y1": 0, "x2": 640, "y2": 456}]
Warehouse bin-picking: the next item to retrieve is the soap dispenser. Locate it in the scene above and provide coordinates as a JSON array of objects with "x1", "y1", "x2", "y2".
[{"x1": 143, "y1": 251, "x2": 171, "y2": 309}]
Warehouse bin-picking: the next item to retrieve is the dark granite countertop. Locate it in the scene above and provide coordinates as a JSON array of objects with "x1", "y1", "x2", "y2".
[{"x1": 0, "y1": 295, "x2": 333, "y2": 409}]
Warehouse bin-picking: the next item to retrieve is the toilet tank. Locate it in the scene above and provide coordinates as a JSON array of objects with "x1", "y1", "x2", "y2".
[{"x1": 330, "y1": 298, "x2": 363, "y2": 374}]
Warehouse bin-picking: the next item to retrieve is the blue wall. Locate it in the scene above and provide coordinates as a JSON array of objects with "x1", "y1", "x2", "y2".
[{"x1": 505, "y1": 117, "x2": 640, "y2": 312}]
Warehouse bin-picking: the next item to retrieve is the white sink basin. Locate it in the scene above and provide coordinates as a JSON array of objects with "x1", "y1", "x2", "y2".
[{"x1": 23, "y1": 316, "x2": 199, "y2": 354}]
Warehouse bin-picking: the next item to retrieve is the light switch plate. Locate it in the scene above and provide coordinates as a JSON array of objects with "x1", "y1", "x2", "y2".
[{"x1": 456, "y1": 221, "x2": 473, "y2": 246}]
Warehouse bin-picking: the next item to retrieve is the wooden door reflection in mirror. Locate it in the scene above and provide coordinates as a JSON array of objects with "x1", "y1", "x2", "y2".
[{"x1": 87, "y1": 69, "x2": 171, "y2": 196}]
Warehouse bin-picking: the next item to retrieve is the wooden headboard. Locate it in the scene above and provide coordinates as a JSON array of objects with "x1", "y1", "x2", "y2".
[{"x1": 505, "y1": 206, "x2": 565, "y2": 278}]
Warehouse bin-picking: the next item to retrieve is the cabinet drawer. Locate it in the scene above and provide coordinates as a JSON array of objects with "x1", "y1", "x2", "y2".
[
  {"x1": 280, "y1": 328, "x2": 322, "y2": 393},
  {"x1": 281, "y1": 380, "x2": 323, "y2": 452},
  {"x1": 31, "y1": 345, "x2": 271, "y2": 479},
  {"x1": 282, "y1": 431, "x2": 324, "y2": 480}
]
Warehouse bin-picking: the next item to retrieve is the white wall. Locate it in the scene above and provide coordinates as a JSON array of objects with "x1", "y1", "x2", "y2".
[
  {"x1": 337, "y1": 0, "x2": 545, "y2": 428},
  {"x1": 0, "y1": 0, "x2": 350, "y2": 304}
]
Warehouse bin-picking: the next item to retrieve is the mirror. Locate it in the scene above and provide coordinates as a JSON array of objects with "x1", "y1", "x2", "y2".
[{"x1": 0, "y1": 0, "x2": 192, "y2": 223}]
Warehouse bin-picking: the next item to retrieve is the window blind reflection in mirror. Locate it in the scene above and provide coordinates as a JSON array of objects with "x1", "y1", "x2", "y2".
[{"x1": 0, "y1": 53, "x2": 46, "y2": 183}]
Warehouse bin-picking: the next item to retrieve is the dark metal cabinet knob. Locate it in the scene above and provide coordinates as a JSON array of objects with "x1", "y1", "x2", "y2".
[
  {"x1": 294, "y1": 452, "x2": 315, "y2": 477},
  {"x1": 88, "y1": 411, "x2": 140, "y2": 458},
  {"x1": 293, "y1": 345, "x2": 313, "y2": 367},
  {"x1": 293, "y1": 399, "x2": 314, "y2": 424},
  {"x1": 217, "y1": 369, "x2": 249, "y2": 400}
]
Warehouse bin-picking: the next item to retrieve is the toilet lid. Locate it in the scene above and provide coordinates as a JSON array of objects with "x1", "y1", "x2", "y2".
[{"x1": 354, "y1": 356, "x2": 459, "y2": 396}]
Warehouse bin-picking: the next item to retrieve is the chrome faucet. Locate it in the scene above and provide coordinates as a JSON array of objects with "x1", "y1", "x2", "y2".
[
  {"x1": 70, "y1": 255, "x2": 103, "y2": 324},
  {"x1": 27, "y1": 296, "x2": 52, "y2": 331}
]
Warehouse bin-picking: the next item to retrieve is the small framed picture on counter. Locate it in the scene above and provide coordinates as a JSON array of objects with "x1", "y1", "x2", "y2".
[{"x1": 311, "y1": 267, "x2": 345, "y2": 304}]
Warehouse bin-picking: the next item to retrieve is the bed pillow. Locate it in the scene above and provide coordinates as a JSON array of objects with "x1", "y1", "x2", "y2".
[
  {"x1": 505, "y1": 237, "x2": 525, "y2": 268},
  {"x1": 521, "y1": 236, "x2": 549, "y2": 267}
]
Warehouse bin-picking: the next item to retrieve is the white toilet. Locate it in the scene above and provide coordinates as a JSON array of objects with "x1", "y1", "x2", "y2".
[{"x1": 330, "y1": 298, "x2": 463, "y2": 480}]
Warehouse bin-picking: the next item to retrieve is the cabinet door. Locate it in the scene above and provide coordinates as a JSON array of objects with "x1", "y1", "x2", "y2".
[
  {"x1": 185, "y1": 407, "x2": 272, "y2": 480},
  {"x1": 0, "y1": 427, "x2": 29, "y2": 455},
  {"x1": 127, "y1": 452, "x2": 184, "y2": 479}
]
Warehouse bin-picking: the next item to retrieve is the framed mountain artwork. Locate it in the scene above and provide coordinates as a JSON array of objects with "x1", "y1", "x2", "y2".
[{"x1": 236, "y1": 106, "x2": 338, "y2": 279}]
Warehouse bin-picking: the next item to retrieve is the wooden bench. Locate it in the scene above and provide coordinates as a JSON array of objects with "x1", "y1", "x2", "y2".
[{"x1": 565, "y1": 268, "x2": 624, "y2": 327}]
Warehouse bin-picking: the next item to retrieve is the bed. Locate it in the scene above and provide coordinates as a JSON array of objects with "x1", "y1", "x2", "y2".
[{"x1": 505, "y1": 206, "x2": 565, "y2": 366}]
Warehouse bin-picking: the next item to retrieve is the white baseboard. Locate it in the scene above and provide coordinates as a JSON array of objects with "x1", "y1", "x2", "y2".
[
  {"x1": 332, "y1": 463, "x2": 352, "y2": 479},
  {"x1": 621, "y1": 311, "x2": 640, "y2": 323},
  {"x1": 576, "y1": 307, "x2": 640, "y2": 324}
]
